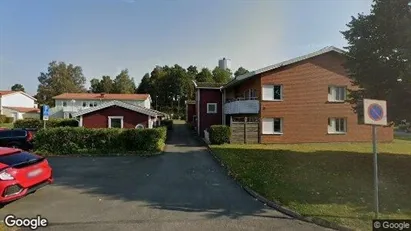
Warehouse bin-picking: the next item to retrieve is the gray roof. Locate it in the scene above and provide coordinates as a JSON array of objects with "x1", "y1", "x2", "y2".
[
  {"x1": 194, "y1": 82, "x2": 224, "y2": 89},
  {"x1": 223, "y1": 46, "x2": 345, "y2": 89},
  {"x1": 72, "y1": 100, "x2": 160, "y2": 117}
]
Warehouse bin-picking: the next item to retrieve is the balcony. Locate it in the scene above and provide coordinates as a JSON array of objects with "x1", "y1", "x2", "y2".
[{"x1": 224, "y1": 98, "x2": 259, "y2": 114}]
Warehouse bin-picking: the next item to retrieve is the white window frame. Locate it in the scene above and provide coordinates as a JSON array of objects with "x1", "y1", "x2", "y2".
[
  {"x1": 243, "y1": 89, "x2": 257, "y2": 100},
  {"x1": 62, "y1": 101, "x2": 67, "y2": 107},
  {"x1": 262, "y1": 118, "x2": 283, "y2": 135},
  {"x1": 207, "y1": 103, "x2": 217, "y2": 114},
  {"x1": 328, "y1": 86, "x2": 347, "y2": 102},
  {"x1": 328, "y1": 117, "x2": 347, "y2": 134},
  {"x1": 135, "y1": 124, "x2": 144, "y2": 129},
  {"x1": 262, "y1": 85, "x2": 283, "y2": 101},
  {"x1": 108, "y1": 116, "x2": 124, "y2": 128}
]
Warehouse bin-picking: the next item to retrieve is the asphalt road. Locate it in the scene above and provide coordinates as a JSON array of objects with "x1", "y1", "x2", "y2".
[{"x1": 1, "y1": 121, "x2": 329, "y2": 231}]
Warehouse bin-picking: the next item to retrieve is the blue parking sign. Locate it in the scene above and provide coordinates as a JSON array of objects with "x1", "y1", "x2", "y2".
[{"x1": 42, "y1": 105, "x2": 49, "y2": 121}]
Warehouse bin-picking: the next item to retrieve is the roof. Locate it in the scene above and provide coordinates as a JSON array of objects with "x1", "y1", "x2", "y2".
[
  {"x1": 52, "y1": 93, "x2": 150, "y2": 101},
  {"x1": 193, "y1": 81, "x2": 224, "y2": 89},
  {"x1": 0, "y1": 91, "x2": 37, "y2": 101},
  {"x1": 223, "y1": 46, "x2": 346, "y2": 89},
  {"x1": 72, "y1": 100, "x2": 160, "y2": 117},
  {"x1": 0, "y1": 91, "x2": 15, "y2": 96},
  {"x1": 3, "y1": 106, "x2": 40, "y2": 113}
]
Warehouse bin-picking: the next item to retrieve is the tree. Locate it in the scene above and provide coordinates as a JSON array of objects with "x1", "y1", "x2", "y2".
[
  {"x1": 195, "y1": 68, "x2": 214, "y2": 82},
  {"x1": 89, "y1": 78, "x2": 100, "y2": 93},
  {"x1": 136, "y1": 73, "x2": 151, "y2": 93},
  {"x1": 187, "y1": 65, "x2": 198, "y2": 79},
  {"x1": 212, "y1": 67, "x2": 232, "y2": 83},
  {"x1": 11, "y1": 84, "x2": 25, "y2": 92},
  {"x1": 341, "y1": 0, "x2": 411, "y2": 122},
  {"x1": 234, "y1": 67, "x2": 249, "y2": 77},
  {"x1": 99, "y1": 76, "x2": 114, "y2": 93},
  {"x1": 113, "y1": 69, "x2": 136, "y2": 93},
  {"x1": 36, "y1": 61, "x2": 87, "y2": 106}
]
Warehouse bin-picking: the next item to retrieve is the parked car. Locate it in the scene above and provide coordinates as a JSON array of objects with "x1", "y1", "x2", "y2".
[
  {"x1": 0, "y1": 147, "x2": 53, "y2": 205},
  {"x1": 0, "y1": 129, "x2": 35, "y2": 150}
]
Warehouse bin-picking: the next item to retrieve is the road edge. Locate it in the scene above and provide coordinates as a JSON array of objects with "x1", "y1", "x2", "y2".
[{"x1": 195, "y1": 136, "x2": 354, "y2": 231}]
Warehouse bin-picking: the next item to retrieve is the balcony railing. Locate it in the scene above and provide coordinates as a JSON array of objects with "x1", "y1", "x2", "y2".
[{"x1": 224, "y1": 97, "x2": 259, "y2": 114}]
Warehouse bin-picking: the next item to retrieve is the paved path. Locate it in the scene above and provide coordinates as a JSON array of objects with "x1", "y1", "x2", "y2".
[{"x1": 1, "y1": 121, "x2": 329, "y2": 230}]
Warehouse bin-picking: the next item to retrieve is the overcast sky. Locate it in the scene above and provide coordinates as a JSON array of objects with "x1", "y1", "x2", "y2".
[{"x1": 0, "y1": 0, "x2": 373, "y2": 95}]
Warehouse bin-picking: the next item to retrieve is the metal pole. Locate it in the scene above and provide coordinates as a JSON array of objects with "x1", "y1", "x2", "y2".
[
  {"x1": 43, "y1": 120, "x2": 46, "y2": 129},
  {"x1": 372, "y1": 125, "x2": 379, "y2": 218}
]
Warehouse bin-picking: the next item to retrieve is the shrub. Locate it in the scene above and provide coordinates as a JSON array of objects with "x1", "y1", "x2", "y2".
[
  {"x1": 0, "y1": 115, "x2": 6, "y2": 123},
  {"x1": 4, "y1": 117, "x2": 13, "y2": 123},
  {"x1": 209, "y1": 125, "x2": 231, "y2": 145},
  {"x1": 14, "y1": 118, "x2": 78, "y2": 129},
  {"x1": 161, "y1": 119, "x2": 173, "y2": 130},
  {"x1": 34, "y1": 127, "x2": 167, "y2": 155}
]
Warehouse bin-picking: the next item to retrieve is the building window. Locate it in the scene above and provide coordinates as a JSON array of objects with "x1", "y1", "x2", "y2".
[
  {"x1": 328, "y1": 86, "x2": 347, "y2": 102},
  {"x1": 108, "y1": 116, "x2": 124, "y2": 128},
  {"x1": 328, "y1": 118, "x2": 347, "y2": 134},
  {"x1": 244, "y1": 89, "x2": 257, "y2": 100},
  {"x1": 135, "y1": 124, "x2": 144, "y2": 129},
  {"x1": 262, "y1": 85, "x2": 282, "y2": 101},
  {"x1": 207, "y1": 103, "x2": 217, "y2": 114},
  {"x1": 93, "y1": 102, "x2": 98, "y2": 107},
  {"x1": 262, "y1": 118, "x2": 283, "y2": 134},
  {"x1": 89, "y1": 102, "x2": 93, "y2": 107},
  {"x1": 62, "y1": 101, "x2": 67, "y2": 107},
  {"x1": 82, "y1": 102, "x2": 87, "y2": 107}
]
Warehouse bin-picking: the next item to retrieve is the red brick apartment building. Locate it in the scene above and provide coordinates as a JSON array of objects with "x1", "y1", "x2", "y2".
[{"x1": 187, "y1": 46, "x2": 393, "y2": 144}]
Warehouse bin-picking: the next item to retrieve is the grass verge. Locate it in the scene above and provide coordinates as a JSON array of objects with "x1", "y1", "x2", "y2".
[
  {"x1": 0, "y1": 123, "x2": 13, "y2": 129},
  {"x1": 210, "y1": 140, "x2": 411, "y2": 231}
]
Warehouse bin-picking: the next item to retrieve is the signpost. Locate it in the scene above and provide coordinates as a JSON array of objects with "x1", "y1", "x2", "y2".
[
  {"x1": 363, "y1": 99, "x2": 387, "y2": 218},
  {"x1": 40, "y1": 105, "x2": 50, "y2": 129}
]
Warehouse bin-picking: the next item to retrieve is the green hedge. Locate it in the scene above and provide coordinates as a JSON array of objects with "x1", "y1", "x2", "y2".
[
  {"x1": 14, "y1": 118, "x2": 78, "y2": 129},
  {"x1": 161, "y1": 119, "x2": 173, "y2": 130},
  {"x1": 34, "y1": 126, "x2": 167, "y2": 155},
  {"x1": 209, "y1": 125, "x2": 231, "y2": 145},
  {"x1": 0, "y1": 115, "x2": 13, "y2": 123}
]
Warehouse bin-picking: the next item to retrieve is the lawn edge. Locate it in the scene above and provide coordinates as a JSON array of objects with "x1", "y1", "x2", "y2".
[{"x1": 196, "y1": 136, "x2": 354, "y2": 231}]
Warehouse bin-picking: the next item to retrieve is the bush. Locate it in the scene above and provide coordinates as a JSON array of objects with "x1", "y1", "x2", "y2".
[
  {"x1": 0, "y1": 115, "x2": 13, "y2": 123},
  {"x1": 34, "y1": 127, "x2": 167, "y2": 155},
  {"x1": 209, "y1": 125, "x2": 231, "y2": 145},
  {"x1": 161, "y1": 119, "x2": 173, "y2": 130},
  {"x1": 14, "y1": 118, "x2": 78, "y2": 129}
]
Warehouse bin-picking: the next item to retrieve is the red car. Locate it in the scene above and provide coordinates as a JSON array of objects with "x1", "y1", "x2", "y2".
[{"x1": 0, "y1": 147, "x2": 53, "y2": 205}]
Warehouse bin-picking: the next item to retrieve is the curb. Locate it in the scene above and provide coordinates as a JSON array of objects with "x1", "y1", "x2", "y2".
[{"x1": 196, "y1": 136, "x2": 354, "y2": 231}]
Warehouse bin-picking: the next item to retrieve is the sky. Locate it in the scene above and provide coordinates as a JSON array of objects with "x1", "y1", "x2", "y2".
[{"x1": 0, "y1": 0, "x2": 373, "y2": 95}]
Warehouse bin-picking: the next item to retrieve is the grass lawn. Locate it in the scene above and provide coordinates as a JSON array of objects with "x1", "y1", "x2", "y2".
[
  {"x1": 0, "y1": 123, "x2": 13, "y2": 129},
  {"x1": 210, "y1": 139, "x2": 411, "y2": 231}
]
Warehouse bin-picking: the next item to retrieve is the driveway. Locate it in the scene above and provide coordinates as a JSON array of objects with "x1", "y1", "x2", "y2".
[{"x1": 0, "y1": 121, "x2": 329, "y2": 231}]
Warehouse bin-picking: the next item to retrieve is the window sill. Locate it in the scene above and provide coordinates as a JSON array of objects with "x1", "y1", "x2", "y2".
[
  {"x1": 327, "y1": 100, "x2": 346, "y2": 103},
  {"x1": 327, "y1": 132, "x2": 346, "y2": 135},
  {"x1": 262, "y1": 99, "x2": 283, "y2": 102},
  {"x1": 262, "y1": 132, "x2": 283, "y2": 135},
  {"x1": 207, "y1": 112, "x2": 217, "y2": 114}
]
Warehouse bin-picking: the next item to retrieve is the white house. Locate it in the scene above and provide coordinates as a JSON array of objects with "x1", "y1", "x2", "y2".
[
  {"x1": 50, "y1": 93, "x2": 152, "y2": 118},
  {"x1": 0, "y1": 90, "x2": 39, "y2": 121}
]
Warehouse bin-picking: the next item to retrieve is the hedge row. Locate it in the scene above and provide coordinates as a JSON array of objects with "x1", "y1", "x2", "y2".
[
  {"x1": 0, "y1": 115, "x2": 13, "y2": 123},
  {"x1": 209, "y1": 125, "x2": 231, "y2": 145},
  {"x1": 34, "y1": 126, "x2": 167, "y2": 155},
  {"x1": 14, "y1": 118, "x2": 78, "y2": 129}
]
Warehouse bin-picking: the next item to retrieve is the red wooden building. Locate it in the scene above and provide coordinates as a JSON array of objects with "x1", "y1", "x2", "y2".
[{"x1": 72, "y1": 100, "x2": 164, "y2": 129}]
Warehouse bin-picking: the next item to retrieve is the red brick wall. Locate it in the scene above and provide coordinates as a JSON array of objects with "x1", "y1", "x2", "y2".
[
  {"x1": 199, "y1": 89, "x2": 222, "y2": 137},
  {"x1": 186, "y1": 103, "x2": 196, "y2": 123},
  {"x1": 258, "y1": 52, "x2": 393, "y2": 143},
  {"x1": 82, "y1": 106, "x2": 149, "y2": 128}
]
